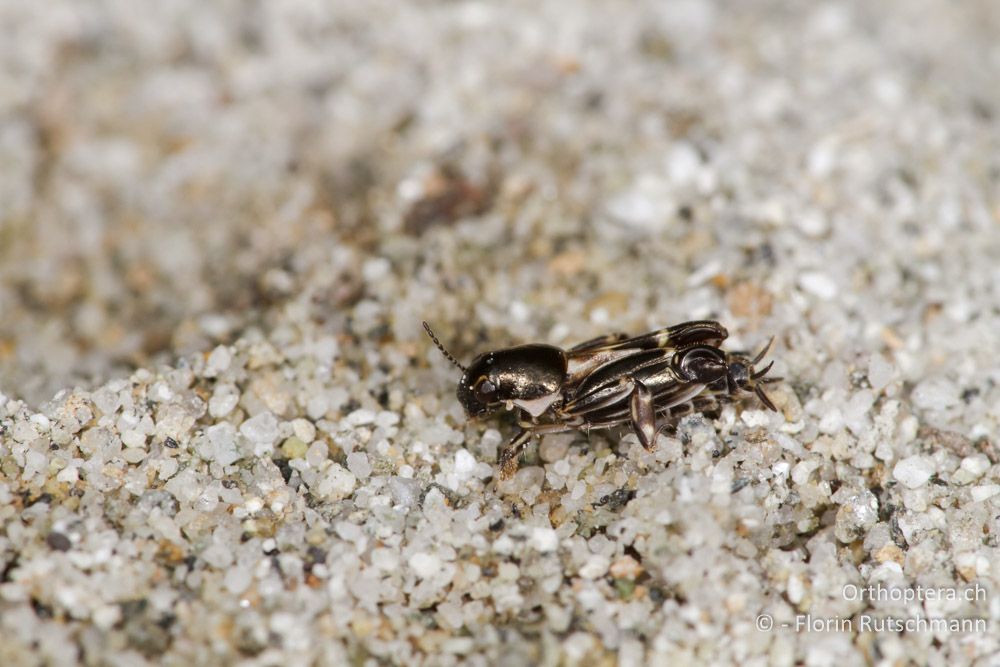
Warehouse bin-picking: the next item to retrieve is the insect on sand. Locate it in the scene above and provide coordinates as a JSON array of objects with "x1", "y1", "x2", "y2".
[{"x1": 423, "y1": 320, "x2": 781, "y2": 479}]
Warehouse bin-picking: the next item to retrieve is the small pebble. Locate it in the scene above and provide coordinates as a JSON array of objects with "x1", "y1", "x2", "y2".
[
  {"x1": 346, "y1": 452, "x2": 372, "y2": 479},
  {"x1": 798, "y1": 271, "x2": 838, "y2": 300},
  {"x1": 530, "y1": 527, "x2": 559, "y2": 553},
  {"x1": 911, "y1": 377, "x2": 960, "y2": 410},
  {"x1": 409, "y1": 552, "x2": 441, "y2": 578},
  {"x1": 240, "y1": 412, "x2": 279, "y2": 445},
  {"x1": 893, "y1": 456, "x2": 935, "y2": 489},
  {"x1": 46, "y1": 532, "x2": 72, "y2": 552}
]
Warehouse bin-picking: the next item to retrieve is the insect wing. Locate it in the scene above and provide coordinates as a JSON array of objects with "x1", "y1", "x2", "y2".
[
  {"x1": 569, "y1": 348, "x2": 669, "y2": 401},
  {"x1": 569, "y1": 332, "x2": 630, "y2": 352},
  {"x1": 562, "y1": 353, "x2": 698, "y2": 417},
  {"x1": 564, "y1": 321, "x2": 728, "y2": 385},
  {"x1": 567, "y1": 320, "x2": 727, "y2": 358}
]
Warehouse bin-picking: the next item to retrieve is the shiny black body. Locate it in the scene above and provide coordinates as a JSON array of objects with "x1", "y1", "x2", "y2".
[{"x1": 423, "y1": 320, "x2": 780, "y2": 479}]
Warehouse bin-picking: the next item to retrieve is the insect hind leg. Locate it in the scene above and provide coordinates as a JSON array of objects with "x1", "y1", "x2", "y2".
[{"x1": 629, "y1": 379, "x2": 658, "y2": 451}]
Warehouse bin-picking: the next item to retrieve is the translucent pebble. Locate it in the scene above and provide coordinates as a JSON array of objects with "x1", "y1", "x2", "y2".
[
  {"x1": 23, "y1": 450, "x2": 47, "y2": 480},
  {"x1": 122, "y1": 430, "x2": 147, "y2": 448},
  {"x1": 244, "y1": 497, "x2": 263, "y2": 513},
  {"x1": 844, "y1": 390, "x2": 875, "y2": 435},
  {"x1": 960, "y1": 455, "x2": 990, "y2": 479},
  {"x1": 388, "y1": 477, "x2": 421, "y2": 507},
  {"x1": 514, "y1": 466, "x2": 545, "y2": 491},
  {"x1": 306, "y1": 441, "x2": 328, "y2": 467},
  {"x1": 205, "y1": 423, "x2": 241, "y2": 466},
  {"x1": 539, "y1": 434, "x2": 571, "y2": 463},
  {"x1": 741, "y1": 409, "x2": 772, "y2": 428},
  {"x1": 498, "y1": 562, "x2": 519, "y2": 581},
  {"x1": 442, "y1": 637, "x2": 474, "y2": 655},
  {"x1": 893, "y1": 455, "x2": 934, "y2": 489},
  {"x1": 202, "y1": 543, "x2": 234, "y2": 569},
  {"x1": 345, "y1": 409, "x2": 376, "y2": 427},
  {"x1": 848, "y1": 388, "x2": 875, "y2": 418},
  {"x1": 205, "y1": 345, "x2": 232, "y2": 376},
  {"x1": 605, "y1": 184, "x2": 670, "y2": 233},
  {"x1": 375, "y1": 411, "x2": 400, "y2": 428},
  {"x1": 970, "y1": 485, "x2": 1000, "y2": 503},
  {"x1": 911, "y1": 377, "x2": 959, "y2": 410},
  {"x1": 240, "y1": 412, "x2": 279, "y2": 445},
  {"x1": 350, "y1": 574, "x2": 381, "y2": 604},
  {"x1": 157, "y1": 459, "x2": 178, "y2": 480},
  {"x1": 787, "y1": 575, "x2": 805, "y2": 603},
  {"x1": 578, "y1": 554, "x2": 610, "y2": 579},
  {"x1": 209, "y1": 385, "x2": 240, "y2": 418},
  {"x1": 92, "y1": 605, "x2": 121, "y2": 631},
  {"x1": 480, "y1": 429, "x2": 502, "y2": 459},
  {"x1": 11, "y1": 421, "x2": 39, "y2": 443},
  {"x1": 91, "y1": 388, "x2": 121, "y2": 416},
  {"x1": 419, "y1": 422, "x2": 459, "y2": 447},
  {"x1": 791, "y1": 460, "x2": 819, "y2": 485},
  {"x1": 335, "y1": 522, "x2": 366, "y2": 548},
  {"x1": 150, "y1": 382, "x2": 173, "y2": 402},
  {"x1": 315, "y1": 464, "x2": 356, "y2": 500},
  {"x1": 867, "y1": 355, "x2": 895, "y2": 391},
  {"x1": 409, "y1": 552, "x2": 441, "y2": 578},
  {"x1": 834, "y1": 491, "x2": 878, "y2": 542},
  {"x1": 29, "y1": 413, "x2": 51, "y2": 431},
  {"x1": 453, "y1": 449, "x2": 476, "y2": 480},
  {"x1": 667, "y1": 143, "x2": 701, "y2": 185},
  {"x1": 306, "y1": 395, "x2": 329, "y2": 420},
  {"x1": 530, "y1": 527, "x2": 559, "y2": 553},
  {"x1": 224, "y1": 567, "x2": 253, "y2": 594},
  {"x1": 346, "y1": 452, "x2": 372, "y2": 479},
  {"x1": 291, "y1": 418, "x2": 316, "y2": 443},
  {"x1": 798, "y1": 271, "x2": 838, "y2": 299},
  {"x1": 362, "y1": 257, "x2": 391, "y2": 282},
  {"x1": 371, "y1": 548, "x2": 399, "y2": 571},
  {"x1": 795, "y1": 210, "x2": 829, "y2": 237},
  {"x1": 122, "y1": 448, "x2": 146, "y2": 464}
]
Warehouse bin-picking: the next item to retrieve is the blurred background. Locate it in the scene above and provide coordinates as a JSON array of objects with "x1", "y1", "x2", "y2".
[{"x1": 1, "y1": 0, "x2": 998, "y2": 409}]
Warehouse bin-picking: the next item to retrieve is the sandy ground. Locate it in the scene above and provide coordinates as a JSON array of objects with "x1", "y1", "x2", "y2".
[{"x1": 2, "y1": 0, "x2": 1000, "y2": 665}]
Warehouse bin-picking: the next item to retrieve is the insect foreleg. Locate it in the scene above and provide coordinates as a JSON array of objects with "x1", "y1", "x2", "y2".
[{"x1": 497, "y1": 429, "x2": 535, "y2": 480}]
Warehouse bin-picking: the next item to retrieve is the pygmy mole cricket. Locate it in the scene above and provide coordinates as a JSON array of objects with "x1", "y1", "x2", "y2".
[{"x1": 423, "y1": 320, "x2": 780, "y2": 479}]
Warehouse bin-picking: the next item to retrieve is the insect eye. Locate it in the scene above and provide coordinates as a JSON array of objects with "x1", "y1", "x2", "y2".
[{"x1": 472, "y1": 377, "x2": 498, "y2": 403}]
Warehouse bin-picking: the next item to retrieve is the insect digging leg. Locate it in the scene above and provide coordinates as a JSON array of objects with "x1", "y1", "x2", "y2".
[{"x1": 498, "y1": 429, "x2": 535, "y2": 480}]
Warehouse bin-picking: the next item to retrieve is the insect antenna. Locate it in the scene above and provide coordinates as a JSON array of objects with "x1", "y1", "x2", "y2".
[{"x1": 422, "y1": 321, "x2": 467, "y2": 371}]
